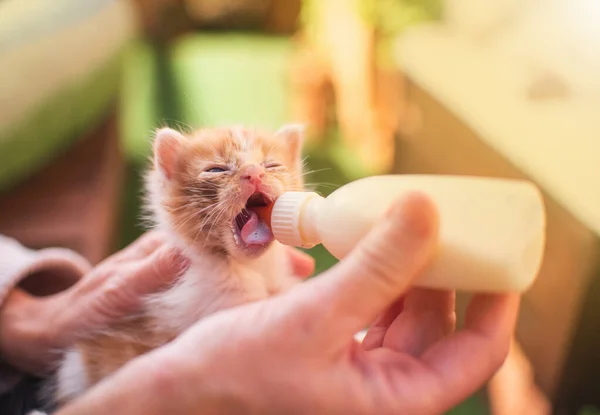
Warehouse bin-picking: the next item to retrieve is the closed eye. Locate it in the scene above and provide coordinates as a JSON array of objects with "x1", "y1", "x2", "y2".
[
  {"x1": 264, "y1": 162, "x2": 283, "y2": 169},
  {"x1": 205, "y1": 166, "x2": 228, "y2": 173}
]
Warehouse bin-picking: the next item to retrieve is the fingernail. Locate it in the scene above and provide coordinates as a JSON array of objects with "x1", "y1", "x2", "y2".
[
  {"x1": 387, "y1": 192, "x2": 438, "y2": 240},
  {"x1": 172, "y1": 251, "x2": 191, "y2": 274}
]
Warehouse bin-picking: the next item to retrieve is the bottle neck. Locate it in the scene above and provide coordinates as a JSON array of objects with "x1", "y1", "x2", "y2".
[{"x1": 298, "y1": 194, "x2": 325, "y2": 247}]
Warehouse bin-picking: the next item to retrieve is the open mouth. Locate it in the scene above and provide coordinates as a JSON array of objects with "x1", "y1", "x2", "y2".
[{"x1": 233, "y1": 191, "x2": 274, "y2": 251}]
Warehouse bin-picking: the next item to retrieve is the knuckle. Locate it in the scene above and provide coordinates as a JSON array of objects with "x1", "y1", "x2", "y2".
[
  {"x1": 97, "y1": 267, "x2": 143, "y2": 315},
  {"x1": 138, "y1": 231, "x2": 168, "y2": 251},
  {"x1": 101, "y1": 279, "x2": 121, "y2": 297},
  {"x1": 99, "y1": 276, "x2": 127, "y2": 304},
  {"x1": 97, "y1": 286, "x2": 139, "y2": 319},
  {"x1": 355, "y1": 243, "x2": 400, "y2": 291}
]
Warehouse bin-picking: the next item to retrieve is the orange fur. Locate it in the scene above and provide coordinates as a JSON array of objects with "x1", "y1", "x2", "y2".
[
  {"x1": 54, "y1": 125, "x2": 305, "y2": 406},
  {"x1": 152, "y1": 126, "x2": 304, "y2": 256},
  {"x1": 79, "y1": 315, "x2": 173, "y2": 385}
]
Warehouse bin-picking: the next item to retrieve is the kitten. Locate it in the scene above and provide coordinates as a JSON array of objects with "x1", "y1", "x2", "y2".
[{"x1": 52, "y1": 124, "x2": 306, "y2": 406}]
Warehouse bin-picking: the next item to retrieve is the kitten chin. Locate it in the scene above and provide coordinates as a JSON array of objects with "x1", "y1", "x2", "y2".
[{"x1": 51, "y1": 124, "x2": 306, "y2": 409}]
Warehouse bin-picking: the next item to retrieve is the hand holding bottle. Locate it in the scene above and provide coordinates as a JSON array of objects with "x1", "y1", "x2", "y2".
[
  {"x1": 57, "y1": 193, "x2": 520, "y2": 415},
  {"x1": 271, "y1": 175, "x2": 546, "y2": 293}
]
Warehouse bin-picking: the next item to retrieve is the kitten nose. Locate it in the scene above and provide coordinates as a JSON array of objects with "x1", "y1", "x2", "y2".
[{"x1": 241, "y1": 164, "x2": 265, "y2": 186}]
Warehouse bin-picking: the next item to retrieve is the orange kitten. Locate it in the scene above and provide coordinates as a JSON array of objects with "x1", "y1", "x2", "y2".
[{"x1": 53, "y1": 124, "x2": 306, "y2": 406}]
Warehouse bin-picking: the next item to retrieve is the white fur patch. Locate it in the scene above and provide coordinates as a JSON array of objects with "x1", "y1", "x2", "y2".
[
  {"x1": 146, "y1": 245, "x2": 293, "y2": 333},
  {"x1": 55, "y1": 348, "x2": 89, "y2": 404}
]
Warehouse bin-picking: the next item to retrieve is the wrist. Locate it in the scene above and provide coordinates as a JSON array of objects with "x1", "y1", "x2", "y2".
[
  {"x1": 55, "y1": 354, "x2": 165, "y2": 415},
  {"x1": 55, "y1": 347, "x2": 237, "y2": 415}
]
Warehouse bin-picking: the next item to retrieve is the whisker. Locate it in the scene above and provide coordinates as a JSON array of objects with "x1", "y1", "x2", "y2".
[
  {"x1": 160, "y1": 118, "x2": 194, "y2": 135},
  {"x1": 302, "y1": 182, "x2": 340, "y2": 189},
  {"x1": 300, "y1": 168, "x2": 332, "y2": 177},
  {"x1": 200, "y1": 199, "x2": 234, "y2": 248}
]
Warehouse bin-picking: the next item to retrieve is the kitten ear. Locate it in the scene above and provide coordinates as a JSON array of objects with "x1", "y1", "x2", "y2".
[
  {"x1": 153, "y1": 128, "x2": 185, "y2": 180},
  {"x1": 274, "y1": 124, "x2": 304, "y2": 161}
]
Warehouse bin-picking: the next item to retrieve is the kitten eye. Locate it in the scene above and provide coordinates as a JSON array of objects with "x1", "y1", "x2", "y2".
[
  {"x1": 206, "y1": 166, "x2": 228, "y2": 173},
  {"x1": 264, "y1": 162, "x2": 283, "y2": 169}
]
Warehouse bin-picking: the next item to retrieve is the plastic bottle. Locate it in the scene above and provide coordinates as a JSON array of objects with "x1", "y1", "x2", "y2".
[{"x1": 270, "y1": 175, "x2": 546, "y2": 293}]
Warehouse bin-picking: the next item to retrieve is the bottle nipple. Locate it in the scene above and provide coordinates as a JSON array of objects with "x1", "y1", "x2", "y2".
[
  {"x1": 253, "y1": 203, "x2": 274, "y2": 229},
  {"x1": 270, "y1": 191, "x2": 323, "y2": 248}
]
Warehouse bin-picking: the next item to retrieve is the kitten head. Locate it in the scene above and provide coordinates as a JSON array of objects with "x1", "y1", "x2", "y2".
[{"x1": 147, "y1": 125, "x2": 304, "y2": 258}]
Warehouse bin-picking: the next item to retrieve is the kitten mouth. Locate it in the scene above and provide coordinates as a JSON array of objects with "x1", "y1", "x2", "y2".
[{"x1": 233, "y1": 192, "x2": 274, "y2": 253}]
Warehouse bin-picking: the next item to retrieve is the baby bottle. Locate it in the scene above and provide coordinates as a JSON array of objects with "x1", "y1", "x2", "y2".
[{"x1": 270, "y1": 175, "x2": 546, "y2": 293}]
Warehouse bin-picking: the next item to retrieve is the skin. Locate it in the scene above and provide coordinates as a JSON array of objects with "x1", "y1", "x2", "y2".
[
  {"x1": 57, "y1": 193, "x2": 520, "y2": 415},
  {"x1": 0, "y1": 232, "x2": 190, "y2": 374},
  {"x1": 0, "y1": 231, "x2": 313, "y2": 375}
]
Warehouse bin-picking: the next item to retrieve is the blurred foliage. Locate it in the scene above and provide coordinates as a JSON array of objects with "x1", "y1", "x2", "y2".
[
  {"x1": 579, "y1": 406, "x2": 600, "y2": 415},
  {"x1": 169, "y1": 34, "x2": 291, "y2": 130},
  {"x1": 359, "y1": 0, "x2": 442, "y2": 35},
  {"x1": 119, "y1": 39, "x2": 160, "y2": 163},
  {"x1": 362, "y1": 0, "x2": 442, "y2": 66},
  {"x1": 301, "y1": 0, "x2": 442, "y2": 32},
  {"x1": 301, "y1": 0, "x2": 442, "y2": 66}
]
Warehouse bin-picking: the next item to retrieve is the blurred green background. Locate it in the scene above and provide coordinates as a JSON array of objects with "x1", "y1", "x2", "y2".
[{"x1": 2, "y1": 0, "x2": 600, "y2": 414}]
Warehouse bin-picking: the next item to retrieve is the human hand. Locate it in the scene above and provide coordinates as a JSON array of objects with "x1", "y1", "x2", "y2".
[
  {"x1": 0, "y1": 231, "x2": 314, "y2": 375},
  {"x1": 58, "y1": 193, "x2": 519, "y2": 415},
  {"x1": 0, "y1": 232, "x2": 191, "y2": 374}
]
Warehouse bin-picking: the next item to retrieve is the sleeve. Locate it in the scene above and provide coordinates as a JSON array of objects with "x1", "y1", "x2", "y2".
[
  {"x1": 0, "y1": 235, "x2": 92, "y2": 398},
  {"x1": 0, "y1": 235, "x2": 92, "y2": 302}
]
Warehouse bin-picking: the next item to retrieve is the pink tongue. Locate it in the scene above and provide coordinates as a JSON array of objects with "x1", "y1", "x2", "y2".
[{"x1": 241, "y1": 210, "x2": 273, "y2": 245}]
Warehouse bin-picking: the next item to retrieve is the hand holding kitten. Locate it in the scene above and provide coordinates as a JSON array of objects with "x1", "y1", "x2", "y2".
[
  {"x1": 0, "y1": 232, "x2": 189, "y2": 374},
  {"x1": 56, "y1": 193, "x2": 520, "y2": 415}
]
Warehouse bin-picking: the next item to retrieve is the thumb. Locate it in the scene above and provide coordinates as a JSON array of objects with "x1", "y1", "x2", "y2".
[{"x1": 295, "y1": 192, "x2": 439, "y2": 342}]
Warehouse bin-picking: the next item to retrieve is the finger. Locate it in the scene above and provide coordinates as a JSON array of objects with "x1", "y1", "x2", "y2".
[
  {"x1": 361, "y1": 296, "x2": 405, "y2": 350},
  {"x1": 382, "y1": 288, "x2": 455, "y2": 356},
  {"x1": 420, "y1": 293, "x2": 520, "y2": 410},
  {"x1": 110, "y1": 231, "x2": 168, "y2": 263},
  {"x1": 87, "y1": 245, "x2": 191, "y2": 324},
  {"x1": 66, "y1": 235, "x2": 179, "y2": 298},
  {"x1": 293, "y1": 192, "x2": 439, "y2": 343},
  {"x1": 286, "y1": 247, "x2": 315, "y2": 279},
  {"x1": 0, "y1": 289, "x2": 47, "y2": 372},
  {"x1": 487, "y1": 337, "x2": 551, "y2": 415},
  {"x1": 0, "y1": 288, "x2": 36, "y2": 312}
]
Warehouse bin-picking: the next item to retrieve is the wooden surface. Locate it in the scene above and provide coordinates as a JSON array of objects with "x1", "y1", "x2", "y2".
[
  {"x1": 0, "y1": 112, "x2": 125, "y2": 265},
  {"x1": 394, "y1": 27, "x2": 600, "y2": 237},
  {"x1": 394, "y1": 80, "x2": 600, "y2": 414}
]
